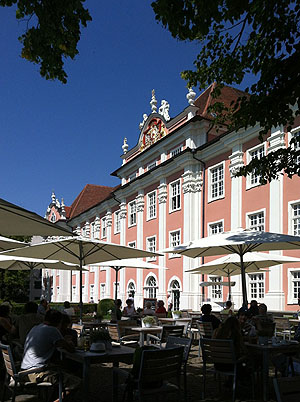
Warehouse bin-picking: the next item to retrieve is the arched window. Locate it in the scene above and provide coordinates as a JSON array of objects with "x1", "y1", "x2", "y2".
[
  {"x1": 144, "y1": 276, "x2": 157, "y2": 299},
  {"x1": 50, "y1": 212, "x2": 56, "y2": 223},
  {"x1": 170, "y1": 279, "x2": 181, "y2": 311},
  {"x1": 127, "y1": 281, "x2": 136, "y2": 297}
]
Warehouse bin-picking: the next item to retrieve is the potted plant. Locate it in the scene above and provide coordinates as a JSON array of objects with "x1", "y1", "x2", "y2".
[
  {"x1": 172, "y1": 310, "x2": 182, "y2": 319},
  {"x1": 142, "y1": 316, "x2": 156, "y2": 328},
  {"x1": 89, "y1": 328, "x2": 112, "y2": 352}
]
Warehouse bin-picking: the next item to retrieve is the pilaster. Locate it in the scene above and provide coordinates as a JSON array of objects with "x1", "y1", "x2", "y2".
[
  {"x1": 136, "y1": 191, "x2": 144, "y2": 307},
  {"x1": 157, "y1": 181, "x2": 167, "y2": 300}
]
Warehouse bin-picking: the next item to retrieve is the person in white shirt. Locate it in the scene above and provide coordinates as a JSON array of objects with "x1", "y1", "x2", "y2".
[{"x1": 63, "y1": 301, "x2": 75, "y2": 316}]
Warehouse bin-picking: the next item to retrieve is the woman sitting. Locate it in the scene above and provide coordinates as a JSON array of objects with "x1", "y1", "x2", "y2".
[
  {"x1": 0, "y1": 304, "x2": 16, "y2": 341},
  {"x1": 143, "y1": 301, "x2": 155, "y2": 316},
  {"x1": 122, "y1": 298, "x2": 136, "y2": 317}
]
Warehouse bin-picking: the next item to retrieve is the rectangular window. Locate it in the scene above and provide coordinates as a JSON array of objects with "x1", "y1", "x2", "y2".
[
  {"x1": 292, "y1": 203, "x2": 300, "y2": 236},
  {"x1": 292, "y1": 271, "x2": 300, "y2": 299},
  {"x1": 114, "y1": 211, "x2": 121, "y2": 234},
  {"x1": 101, "y1": 217, "x2": 107, "y2": 238},
  {"x1": 171, "y1": 145, "x2": 183, "y2": 157},
  {"x1": 100, "y1": 283, "x2": 106, "y2": 299},
  {"x1": 169, "y1": 230, "x2": 181, "y2": 258},
  {"x1": 291, "y1": 128, "x2": 300, "y2": 164},
  {"x1": 170, "y1": 180, "x2": 181, "y2": 212},
  {"x1": 147, "y1": 161, "x2": 157, "y2": 170},
  {"x1": 128, "y1": 201, "x2": 136, "y2": 227},
  {"x1": 209, "y1": 277, "x2": 222, "y2": 299},
  {"x1": 210, "y1": 164, "x2": 224, "y2": 200},
  {"x1": 147, "y1": 236, "x2": 156, "y2": 261},
  {"x1": 147, "y1": 191, "x2": 156, "y2": 220},
  {"x1": 209, "y1": 221, "x2": 224, "y2": 235},
  {"x1": 248, "y1": 145, "x2": 265, "y2": 186},
  {"x1": 90, "y1": 222, "x2": 96, "y2": 238},
  {"x1": 249, "y1": 273, "x2": 265, "y2": 299},
  {"x1": 247, "y1": 211, "x2": 265, "y2": 231}
]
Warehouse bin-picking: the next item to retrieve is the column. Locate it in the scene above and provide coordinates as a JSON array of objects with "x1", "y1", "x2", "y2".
[
  {"x1": 157, "y1": 181, "x2": 167, "y2": 301},
  {"x1": 265, "y1": 127, "x2": 285, "y2": 310},
  {"x1": 229, "y1": 145, "x2": 244, "y2": 307},
  {"x1": 136, "y1": 191, "x2": 145, "y2": 307},
  {"x1": 105, "y1": 209, "x2": 113, "y2": 298}
]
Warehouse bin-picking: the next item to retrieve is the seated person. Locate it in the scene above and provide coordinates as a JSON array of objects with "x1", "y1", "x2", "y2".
[
  {"x1": 237, "y1": 307, "x2": 256, "y2": 337},
  {"x1": 63, "y1": 301, "x2": 75, "y2": 316},
  {"x1": 155, "y1": 300, "x2": 167, "y2": 316},
  {"x1": 37, "y1": 299, "x2": 49, "y2": 317},
  {"x1": 15, "y1": 301, "x2": 43, "y2": 345},
  {"x1": 59, "y1": 314, "x2": 77, "y2": 346},
  {"x1": 143, "y1": 301, "x2": 155, "y2": 316},
  {"x1": 21, "y1": 310, "x2": 80, "y2": 399},
  {"x1": 221, "y1": 300, "x2": 233, "y2": 316},
  {"x1": 122, "y1": 298, "x2": 136, "y2": 317},
  {"x1": 200, "y1": 304, "x2": 221, "y2": 330},
  {"x1": 0, "y1": 304, "x2": 16, "y2": 341},
  {"x1": 253, "y1": 303, "x2": 274, "y2": 336},
  {"x1": 248, "y1": 299, "x2": 259, "y2": 317},
  {"x1": 111, "y1": 299, "x2": 122, "y2": 322}
]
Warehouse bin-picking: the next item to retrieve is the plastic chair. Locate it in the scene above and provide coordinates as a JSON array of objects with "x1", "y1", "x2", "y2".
[
  {"x1": 273, "y1": 376, "x2": 300, "y2": 402},
  {"x1": 166, "y1": 336, "x2": 192, "y2": 401},
  {"x1": 115, "y1": 346, "x2": 184, "y2": 402},
  {"x1": 0, "y1": 342, "x2": 61, "y2": 402},
  {"x1": 200, "y1": 338, "x2": 254, "y2": 402}
]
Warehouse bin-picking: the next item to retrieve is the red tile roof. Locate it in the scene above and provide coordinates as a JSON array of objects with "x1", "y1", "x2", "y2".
[{"x1": 68, "y1": 184, "x2": 114, "y2": 219}]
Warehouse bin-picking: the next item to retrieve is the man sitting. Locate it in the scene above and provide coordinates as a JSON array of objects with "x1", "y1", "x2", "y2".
[
  {"x1": 15, "y1": 301, "x2": 43, "y2": 346},
  {"x1": 200, "y1": 304, "x2": 221, "y2": 330},
  {"x1": 221, "y1": 300, "x2": 233, "y2": 316},
  {"x1": 21, "y1": 309, "x2": 80, "y2": 401}
]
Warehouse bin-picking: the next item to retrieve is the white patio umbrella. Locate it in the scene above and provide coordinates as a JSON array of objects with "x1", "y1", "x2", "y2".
[
  {"x1": 162, "y1": 228, "x2": 300, "y2": 307},
  {"x1": 98, "y1": 258, "x2": 168, "y2": 301},
  {"x1": 2, "y1": 236, "x2": 161, "y2": 319},
  {"x1": 0, "y1": 255, "x2": 86, "y2": 300},
  {"x1": 0, "y1": 197, "x2": 72, "y2": 236},
  {"x1": 0, "y1": 236, "x2": 28, "y2": 251},
  {"x1": 185, "y1": 252, "x2": 300, "y2": 301}
]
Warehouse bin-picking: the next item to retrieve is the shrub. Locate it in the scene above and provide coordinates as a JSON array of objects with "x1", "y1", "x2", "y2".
[{"x1": 97, "y1": 299, "x2": 114, "y2": 317}]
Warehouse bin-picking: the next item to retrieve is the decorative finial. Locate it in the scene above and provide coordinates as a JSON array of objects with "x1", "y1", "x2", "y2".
[
  {"x1": 51, "y1": 191, "x2": 56, "y2": 204},
  {"x1": 139, "y1": 114, "x2": 148, "y2": 131},
  {"x1": 186, "y1": 87, "x2": 196, "y2": 106},
  {"x1": 150, "y1": 89, "x2": 157, "y2": 113},
  {"x1": 158, "y1": 100, "x2": 170, "y2": 121},
  {"x1": 122, "y1": 137, "x2": 129, "y2": 154}
]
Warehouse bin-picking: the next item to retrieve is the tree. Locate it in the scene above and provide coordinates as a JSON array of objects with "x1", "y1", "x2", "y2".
[
  {"x1": 152, "y1": 0, "x2": 300, "y2": 183},
  {"x1": 0, "y1": 0, "x2": 92, "y2": 83}
]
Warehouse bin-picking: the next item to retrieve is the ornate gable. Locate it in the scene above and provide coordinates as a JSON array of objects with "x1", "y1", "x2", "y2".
[{"x1": 139, "y1": 117, "x2": 167, "y2": 152}]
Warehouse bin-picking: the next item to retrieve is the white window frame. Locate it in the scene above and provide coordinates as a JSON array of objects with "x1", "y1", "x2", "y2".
[
  {"x1": 169, "y1": 179, "x2": 181, "y2": 213},
  {"x1": 208, "y1": 219, "x2": 224, "y2": 236},
  {"x1": 114, "y1": 210, "x2": 121, "y2": 234},
  {"x1": 100, "y1": 283, "x2": 106, "y2": 299},
  {"x1": 147, "y1": 191, "x2": 157, "y2": 220},
  {"x1": 170, "y1": 145, "x2": 183, "y2": 157},
  {"x1": 146, "y1": 235, "x2": 156, "y2": 261},
  {"x1": 208, "y1": 276, "x2": 222, "y2": 300},
  {"x1": 101, "y1": 217, "x2": 107, "y2": 238},
  {"x1": 90, "y1": 222, "x2": 96, "y2": 239},
  {"x1": 246, "y1": 209, "x2": 265, "y2": 231},
  {"x1": 128, "y1": 241, "x2": 136, "y2": 248},
  {"x1": 147, "y1": 160, "x2": 157, "y2": 170},
  {"x1": 50, "y1": 212, "x2": 56, "y2": 223},
  {"x1": 247, "y1": 272, "x2": 265, "y2": 300},
  {"x1": 208, "y1": 161, "x2": 225, "y2": 202},
  {"x1": 288, "y1": 199, "x2": 300, "y2": 236},
  {"x1": 169, "y1": 229, "x2": 181, "y2": 259},
  {"x1": 246, "y1": 143, "x2": 267, "y2": 189},
  {"x1": 144, "y1": 275, "x2": 158, "y2": 299},
  {"x1": 287, "y1": 268, "x2": 300, "y2": 304},
  {"x1": 128, "y1": 201, "x2": 136, "y2": 227}
]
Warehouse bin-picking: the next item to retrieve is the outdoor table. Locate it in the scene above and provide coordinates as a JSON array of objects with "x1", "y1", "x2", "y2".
[
  {"x1": 130, "y1": 326, "x2": 162, "y2": 346},
  {"x1": 82, "y1": 321, "x2": 107, "y2": 331},
  {"x1": 60, "y1": 345, "x2": 134, "y2": 402},
  {"x1": 288, "y1": 318, "x2": 300, "y2": 325},
  {"x1": 245, "y1": 340, "x2": 300, "y2": 401},
  {"x1": 158, "y1": 317, "x2": 191, "y2": 324}
]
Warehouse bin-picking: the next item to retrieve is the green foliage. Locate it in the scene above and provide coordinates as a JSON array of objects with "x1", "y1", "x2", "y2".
[
  {"x1": 97, "y1": 298, "x2": 114, "y2": 317},
  {"x1": 152, "y1": 0, "x2": 300, "y2": 181},
  {"x1": 90, "y1": 328, "x2": 111, "y2": 343},
  {"x1": 0, "y1": 0, "x2": 92, "y2": 83}
]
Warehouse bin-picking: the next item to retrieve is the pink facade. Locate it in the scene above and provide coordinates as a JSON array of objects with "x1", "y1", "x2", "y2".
[{"x1": 44, "y1": 86, "x2": 300, "y2": 312}]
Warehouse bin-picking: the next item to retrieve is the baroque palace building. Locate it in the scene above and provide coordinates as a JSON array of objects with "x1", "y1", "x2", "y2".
[{"x1": 44, "y1": 84, "x2": 300, "y2": 312}]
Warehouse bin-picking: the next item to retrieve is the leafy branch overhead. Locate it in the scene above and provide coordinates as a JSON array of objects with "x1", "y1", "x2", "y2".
[
  {"x1": 152, "y1": 0, "x2": 300, "y2": 182},
  {"x1": 0, "y1": 0, "x2": 92, "y2": 83}
]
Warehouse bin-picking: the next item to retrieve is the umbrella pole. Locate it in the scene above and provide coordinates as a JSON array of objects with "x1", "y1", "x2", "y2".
[
  {"x1": 79, "y1": 242, "x2": 83, "y2": 324},
  {"x1": 240, "y1": 253, "x2": 248, "y2": 308},
  {"x1": 228, "y1": 273, "x2": 231, "y2": 301},
  {"x1": 115, "y1": 268, "x2": 119, "y2": 302}
]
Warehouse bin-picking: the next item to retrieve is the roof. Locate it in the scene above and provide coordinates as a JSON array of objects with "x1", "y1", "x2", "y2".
[
  {"x1": 67, "y1": 184, "x2": 115, "y2": 219},
  {"x1": 195, "y1": 83, "x2": 247, "y2": 120}
]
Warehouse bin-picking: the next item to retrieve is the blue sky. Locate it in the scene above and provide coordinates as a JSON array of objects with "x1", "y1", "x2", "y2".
[{"x1": 0, "y1": 1, "x2": 238, "y2": 217}]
